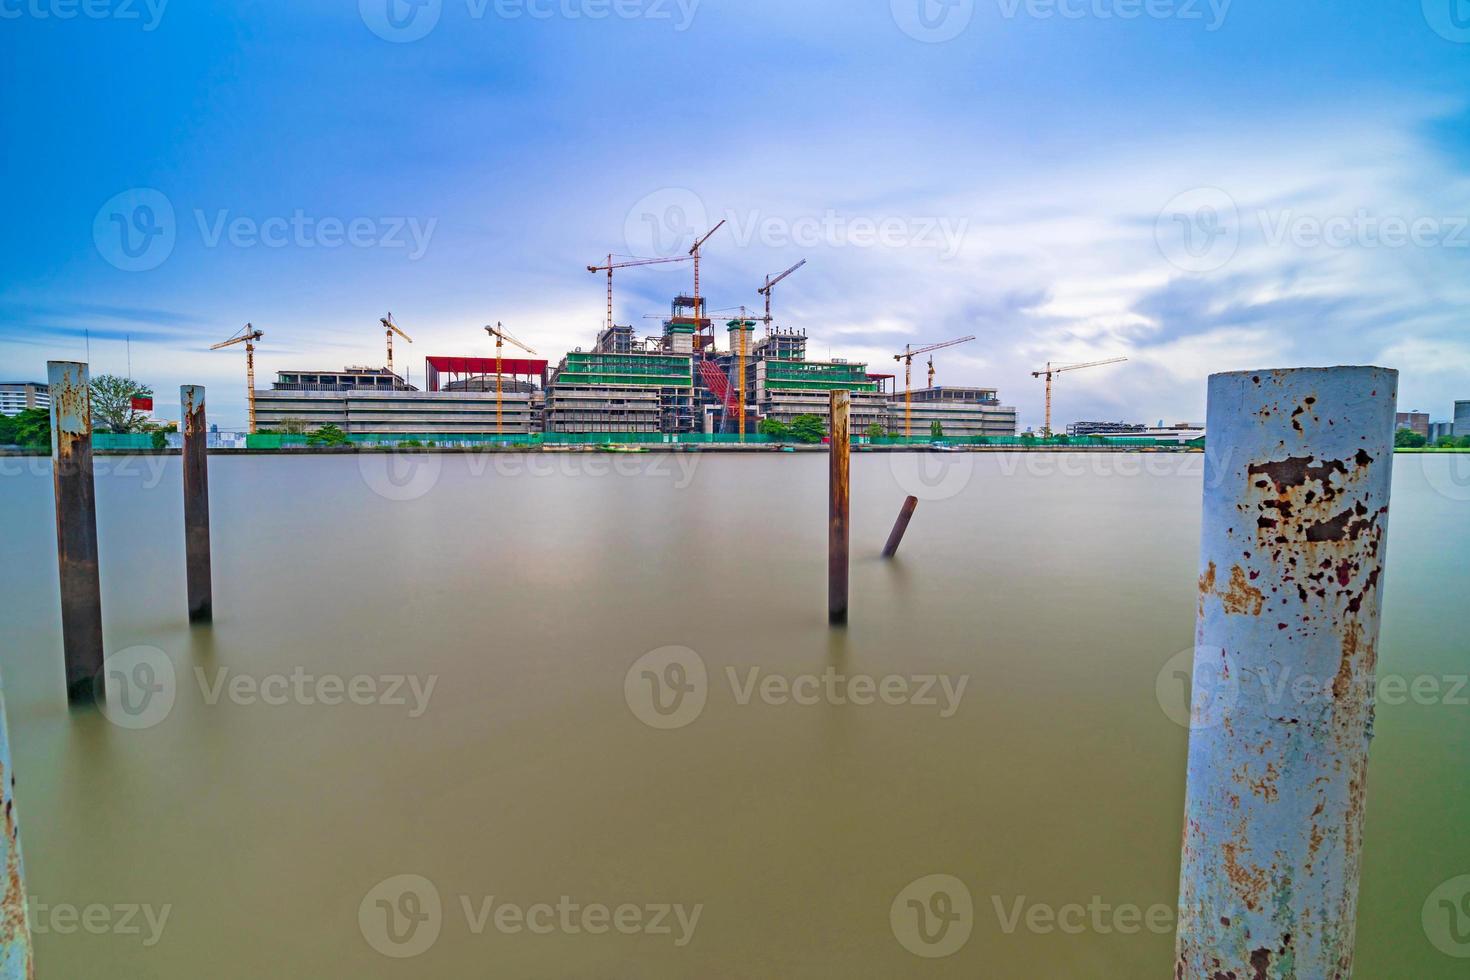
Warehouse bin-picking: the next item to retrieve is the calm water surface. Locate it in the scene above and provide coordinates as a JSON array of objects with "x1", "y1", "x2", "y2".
[{"x1": 1, "y1": 451, "x2": 1466, "y2": 977}]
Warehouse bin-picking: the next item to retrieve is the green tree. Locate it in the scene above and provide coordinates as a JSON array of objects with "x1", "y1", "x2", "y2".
[
  {"x1": 4, "y1": 408, "x2": 51, "y2": 448},
  {"x1": 1394, "y1": 427, "x2": 1427, "y2": 448},
  {"x1": 307, "y1": 423, "x2": 350, "y2": 447},
  {"x1": 866, "y1": 423, "x2": 884, "y2": 440},
  {"x1": 930, "y1": 420, "x2": 944, "y2": 439},
  {"x1": 790, "y1": 414, "x2": 826, "y2": 444},
  {"x1": 89, "y1": 374, "x2": 154, "y2": 433},
  {"x1": 758, "y1": 417, "x2": 792, "y2": 440}
]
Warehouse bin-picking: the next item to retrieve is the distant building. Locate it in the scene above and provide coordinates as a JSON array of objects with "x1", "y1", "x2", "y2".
[
  {"x1": 1456, "y1": 401, "x2": 1470, "y2": 438},
  {"x1": 1067, "y1": 421, "x2": 1147, "y2": 437},
  {"x1": 0, "y1": 382, "x2": 49, "y2": 416},
  {"x1": 255, "y1": 367, "x2": 538, "y2": 435},
  {"x1": 1396, "y1": 411, "x2": 1430, "y2": 438},
  {"x1": 891, "y1": 387, "x2": 1018, "y2": 438},
  {"x1": 544, "y1": 350, "x2": 692, "y2": 433},
  {"x1": 755, "y1": 358, "x2": 889, "y2": 433},
  {"x1": 1428, "y1": 421, "x2": 1455, "y2": 444}
]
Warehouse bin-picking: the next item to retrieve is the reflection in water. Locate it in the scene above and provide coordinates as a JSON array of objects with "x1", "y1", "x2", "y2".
[{"x1": 0, "y1": 453, "x2": 1464, "y2": 977}]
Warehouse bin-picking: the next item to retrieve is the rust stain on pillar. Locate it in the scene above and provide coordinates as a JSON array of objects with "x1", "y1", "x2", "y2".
[
  {"x1": 1175, "y1": 366, "x2": 1397, "y2": 979},
  {"x1": 47, "y1": 361, "x2": 104, "y2": 704},
  {"x1": 181, "y1": 385, "x2": 213, "y2": 622},
  {"x1": 829, "y1": 389, "x2": 850, "y2": 625}
]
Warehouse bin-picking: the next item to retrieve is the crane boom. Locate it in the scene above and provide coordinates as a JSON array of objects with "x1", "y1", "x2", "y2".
[
  {"x1": 687, "y1": 220, "x2": 726, "y2": 335},
  {"x1": 892, "y1": 335, "x2": 977, "y2": 437},
  {"x1": 757, "y1": 259, "x2": 807, "y2": 325},
  {"x1": 379, "y1": 312, "x2": 413, "y2": 378},
  {"x1": 587, "y1": 254, "x2": 692, "y2": 331},
  {"x1": 1030, "y1": 356, "x2": 1128, "y2": 437}
]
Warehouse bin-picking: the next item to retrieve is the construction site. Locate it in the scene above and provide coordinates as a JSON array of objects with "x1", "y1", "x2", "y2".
[{"x1": 212, "y1": 224, "x2": 1028, "y2": 445}]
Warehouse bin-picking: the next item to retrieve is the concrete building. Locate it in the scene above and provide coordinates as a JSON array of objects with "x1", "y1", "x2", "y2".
[
  {"x1": 755, "y1": 358, "x2": 889, "y2": 432},
  {"x1": 0, "y1": 382, "x2": 49, "y2": 416},
  {"x1": 891, "y1": 387, "x2": 1019, "y2": 438},
  {"x1": 1396, "y1": 411, "x2": 1430, "y2": 438},
  {"x1": 544, "y1": 350, "x2": 693, "y2": 433},
  {"x1": 1456, "y1": 401, "x2": 1470, "y2": 438},
  {"x1": 256, "y1": 366, "x2": 538, "y2": 435},
  {"x1": 1428, "y1": 420, "x2": 1455, "y2": 444}
]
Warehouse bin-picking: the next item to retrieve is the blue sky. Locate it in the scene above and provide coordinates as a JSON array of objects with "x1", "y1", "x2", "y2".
[{"x1": 2, "y1": 0, "x2": 1468, "y2": 428}]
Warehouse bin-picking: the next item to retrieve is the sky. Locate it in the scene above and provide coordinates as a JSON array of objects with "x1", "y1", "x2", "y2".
[{"x1": 2, "y1": 0, "x2": 1468, "y2": 429}]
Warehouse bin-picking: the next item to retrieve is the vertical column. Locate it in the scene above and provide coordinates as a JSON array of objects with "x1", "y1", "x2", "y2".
[
  {"x1": 0, "y1": 676, "x2": 34, "y2": 977},
  {"x1": 181, "y1": 385, "x2": 212, "y2": 622},
  {"x1": 829, "y1": 389, "x2": 850, "y2": 625},
  {"x1": 48, "y1": 361, "x2": 104, "y2": 703},
  {"x1": 1175, "y1": 367, "x2": 1397, "y2": 978}
]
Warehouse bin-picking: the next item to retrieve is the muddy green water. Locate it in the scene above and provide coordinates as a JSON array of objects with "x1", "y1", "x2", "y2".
[{"x1": 0, "y1": 451, "x2": 1466, "y2": 977}]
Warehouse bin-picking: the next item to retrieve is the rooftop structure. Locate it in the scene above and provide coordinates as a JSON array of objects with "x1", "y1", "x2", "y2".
[{"x1": 272, "y1": 367, "x2": 415, "y2": 392}]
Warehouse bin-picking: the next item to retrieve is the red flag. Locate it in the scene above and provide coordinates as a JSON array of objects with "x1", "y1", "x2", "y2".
[{"x1": 131, "y1": 396, "x2": 154, "y2": 411}]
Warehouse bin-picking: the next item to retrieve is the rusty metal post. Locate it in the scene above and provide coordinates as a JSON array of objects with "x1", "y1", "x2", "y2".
[
  {"x1": 1175, "y1": 366, "x2": 1397, "y2": 979},
  {"x1": 48, "y1": 361, "x2": 104, "y2": 703},
  {"x1": 0, "y1": 675, "x2": 34, "y2": 977},
  {"x1": 829, "y1": 390, "x2": 850, "y2": 625},
  {"x1": 181, "y1": 385, "x2": 212, "y2": 622},
  {"x1": 881, "y1": 496, "x2": 919, "y2": 559}
]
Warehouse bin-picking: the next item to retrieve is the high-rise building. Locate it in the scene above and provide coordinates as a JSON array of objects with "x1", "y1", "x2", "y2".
[
  {"x1": 0, "y1": 382, "x2": 49, "y2": 416},
  {"x1": 1455, "y1": 400, "x2": 1470, "y2": 438}
]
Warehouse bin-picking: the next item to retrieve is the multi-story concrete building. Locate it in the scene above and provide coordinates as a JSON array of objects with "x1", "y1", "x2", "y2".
[
  {"x1": 0, "y1": 382, "x2": 49, "y2": 416},
  {"x1": 755, "y1": 358, "x2": 889, "y2": 432},
  {"x1": 256, "y1": 367, "x2": 538, "y2": 435},
  {"x1": 1456, "y1": 400, "x2": 1470, "y2": 438},
  {"x1": 1396, "y1": 411, "x2": 1430, "y2": 438},
  {"x1": 1428, "y1": 420, "x2": 1456, "y2": 444},
  {"x1": 544, "y1": 350, "x2": 694, "y2": 433},
  {"x1": 891, "y1": 387, "x2": 1018, "y2": 438}
]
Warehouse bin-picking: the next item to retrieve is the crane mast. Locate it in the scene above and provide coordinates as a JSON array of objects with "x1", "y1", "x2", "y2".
[
  {"x1": 687, "y1": 220, "x2": 726, "y2": 327},
  {"x1": 893, "y1": 335, "x2": 976, "y2": 438},
  {"x1": 380, "y1": 313, "x2": 412, "y2": 379},
  {"x1": 587, "y1": 254, "x2": 691, "y2": 332},
  {"x1": 757, "y1": 259, "x2": 807, "y2": 326},
  {"x1": 210, "y1": 324, "x2": 265, "y2": 433},
  {"x1": 484, "y1": 322, "x2": 538, "y2": 435}
]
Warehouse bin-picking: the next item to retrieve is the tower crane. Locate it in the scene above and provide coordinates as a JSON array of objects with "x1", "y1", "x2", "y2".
[
  {"x1": 587, "y1": 254, "x2": 691, "y2": 332},
  {"x1": 687, "y1": 219, "x2": 725, "y2": 326},
  {"x1": 380, "y1": 312, "x2": 412, "y2": 379},
  {"x1": 210, "y1": 324, "x2": 264, "y2": 433},
  {"x1": 894, "y1": 336, "x2": 976, "y2": 438},
  {"x1": 756, "y1": 259, "x2": 807, "y2": 326},
  {"x1": 1030, "y1": 357, "x2": 1128, "y2": 437},
  {"x1": 927, "y1": 355, "x2": 935, "y2": 389},
  {"x1": 484, "y1": 322, "x2": 538, "y2": 435}
]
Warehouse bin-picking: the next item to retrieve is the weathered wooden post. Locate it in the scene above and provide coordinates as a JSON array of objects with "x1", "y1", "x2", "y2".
[
  {"x1": 881, "y1": 496, "x2": 919, "y2": 558},
  {"x1": 0, "y1": 675, "x2": 34, "y2": 977},
  {"x1": 181, "y1": 385, "x2": 212, "y2": 622},
  {"x1": 1175, "y1": 367, "x2": 1397, "y2": 978},
  {"x1": 48, "y1": 361, "x2": 105, "y2": 703},
  {"x1": 829, "y1": 389, "x2": 850, "y2": 625}
]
